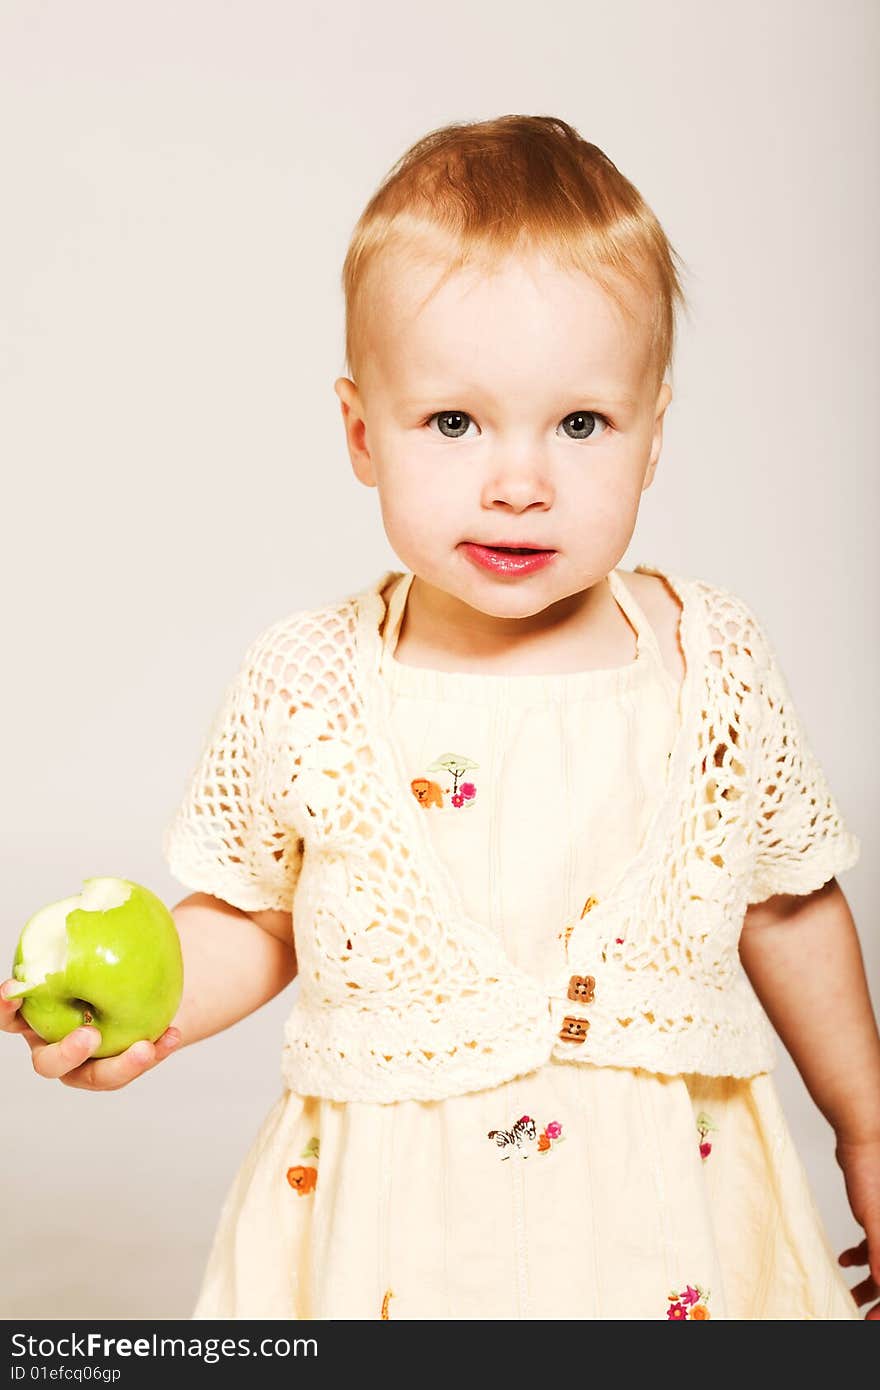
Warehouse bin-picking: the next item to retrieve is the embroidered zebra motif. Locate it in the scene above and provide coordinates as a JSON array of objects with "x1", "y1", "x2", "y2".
[{"x1": 487, "y1": 1113, "x2": 537, "y2": 1158}]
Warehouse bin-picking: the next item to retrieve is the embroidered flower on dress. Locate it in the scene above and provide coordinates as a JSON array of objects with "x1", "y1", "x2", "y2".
[
  {"x1": 667, "y1": 1283, "x2": 711, "y2": 1319},
  {"x1": 696, "y1": 1111, "x2": 718, "y2": 1161},
  {"x1": 537, "y1": 1120, "x2": 566, "y2": 1154},
  {"x1": 454, "y1": 780, "x2": 477, "y2": 808}
]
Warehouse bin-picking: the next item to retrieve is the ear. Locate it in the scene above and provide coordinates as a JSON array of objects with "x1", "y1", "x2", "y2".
[
  {"x1": 334, "y1": 377, "x2": 376, "y2": 487},
  {"x1": 642, "y1": 381, "x2": 673, "y2": 491}
]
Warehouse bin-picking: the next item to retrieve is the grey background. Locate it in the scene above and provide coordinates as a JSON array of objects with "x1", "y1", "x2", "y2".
[{"x1": 1, "y1": 0, "x2": 876, "y2": 1319}]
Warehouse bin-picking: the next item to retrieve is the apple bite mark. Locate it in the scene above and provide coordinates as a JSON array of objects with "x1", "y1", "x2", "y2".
[
  {"x1": 8, "y1": 879, "x2": 134, "y2": 1000},
  {"x1": 6, "y1": 898, "x2": 74, "y2": 1000}
]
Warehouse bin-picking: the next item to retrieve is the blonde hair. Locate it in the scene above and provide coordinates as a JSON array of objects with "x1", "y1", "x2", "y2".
[{"x1": 340, "y1": 114, "x2": 691, "y2": 397}]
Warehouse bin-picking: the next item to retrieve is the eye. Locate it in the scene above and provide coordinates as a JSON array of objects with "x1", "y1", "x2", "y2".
[
  {"x1": 426, "y1": 411, "x2": 479, "y2": 440},
  {"x1": 558, "y1": 411, "x2": 611, "y2": 442}
]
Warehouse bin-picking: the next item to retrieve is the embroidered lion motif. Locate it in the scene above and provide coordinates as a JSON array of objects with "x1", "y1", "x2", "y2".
[{"x1": 410, "y1": 777, "x2": 444, "y2": 808}]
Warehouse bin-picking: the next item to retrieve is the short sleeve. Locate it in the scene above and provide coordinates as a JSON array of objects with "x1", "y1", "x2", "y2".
[
  {"x1": 746, "y1": 616, "x2": 860, "y2": 905},
  {"x1": 162, "y1": 625, "x2": 304, "y2": 914}
]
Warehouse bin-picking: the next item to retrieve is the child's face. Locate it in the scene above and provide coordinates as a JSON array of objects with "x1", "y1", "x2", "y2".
[{"x1": 335, "y1": 248, "x2": 672, "y2": 622}]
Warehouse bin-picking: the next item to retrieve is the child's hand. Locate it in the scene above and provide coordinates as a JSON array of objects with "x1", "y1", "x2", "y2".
[
  {"x1": 0, "y1": 978, "x2": 181, "y2": 1090},
  {"x1": 836, "y1": 1135, "x2": 880, "y2": 1319}
]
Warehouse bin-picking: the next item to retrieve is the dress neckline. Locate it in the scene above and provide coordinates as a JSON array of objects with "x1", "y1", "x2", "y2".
[
  {"x1": 352, "y1": 561, "x2": 701, "y2": 992},
  {"x1": 377, "y1": 567, "x2": 677, "y2": 704}
]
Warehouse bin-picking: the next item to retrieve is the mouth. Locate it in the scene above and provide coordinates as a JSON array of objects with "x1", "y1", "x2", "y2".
[{"x1": 459, "y1": 542, "x2": 558, "y2": 576}]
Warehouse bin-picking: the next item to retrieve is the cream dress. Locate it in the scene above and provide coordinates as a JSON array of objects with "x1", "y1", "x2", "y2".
[{"x1": 191, "y1": 568, "x2": 859, "y2": 1321}]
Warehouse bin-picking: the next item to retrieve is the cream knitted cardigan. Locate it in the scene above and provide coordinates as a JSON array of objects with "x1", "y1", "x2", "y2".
[{"x1": 162, "y1": 564, "x2": 861, "y2": 1102}]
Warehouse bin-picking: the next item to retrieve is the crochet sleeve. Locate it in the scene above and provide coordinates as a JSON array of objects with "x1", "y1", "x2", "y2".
[
  {"x1": 161, "y1": 623, "x2": 304, "y2": 914},
  {"x1": 746, "y1": 615, "x2": 860, "y2": 905}
]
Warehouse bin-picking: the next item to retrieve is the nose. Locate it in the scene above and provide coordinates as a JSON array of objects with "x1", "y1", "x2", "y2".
[{"x1": 480, "y1": 444, "x2": 554, "y2": 512}]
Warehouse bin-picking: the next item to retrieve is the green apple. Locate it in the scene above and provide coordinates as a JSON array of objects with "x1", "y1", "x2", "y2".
[{"x1": 7, "y1": 877, "x2": 184, "y2": 1058}]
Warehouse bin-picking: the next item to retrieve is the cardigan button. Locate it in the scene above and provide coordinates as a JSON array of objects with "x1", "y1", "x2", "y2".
[
  {"x1": 559, "y1": 1014, "x2": 590, "y2": 1044},
  {"x1": 567, "y1": 973, "x2": 595, "y2": 1003}
]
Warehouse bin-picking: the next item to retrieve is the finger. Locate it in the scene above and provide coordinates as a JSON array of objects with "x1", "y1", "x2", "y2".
[
  {"x1": 838, "y1": 1238, "x2": 869, "y2": 1267},
  {"x1": 0, "y1": 991, "x2": 42, "y2": 1044},
  {"x1": 59, "y1": 1028, "x2": 182, "y2": 1092},
  {"x1": 4, "y1": 1009, "x2": 34, "y2": 1037},
  {"x1": 0, "y1": 979, "x2": 24, "y2": 1028},
  {"x1": 154, "y1": 1027, "x2": 183, "y2": 1057},
  {"x1": 14, "y1": 1023, "x2": 47, "y2": 1051},
  {"x1": 847, "y1": 1273, "x2": 879, "y2": 1309},
  {"x1": 30, "y1": 1026, "x2": 103, "y2": 1079}
]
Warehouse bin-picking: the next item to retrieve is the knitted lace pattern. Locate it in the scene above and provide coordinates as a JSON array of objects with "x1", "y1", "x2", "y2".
[{"x1": 162, "y1": 567, "x2": 860, "y2": 1102}]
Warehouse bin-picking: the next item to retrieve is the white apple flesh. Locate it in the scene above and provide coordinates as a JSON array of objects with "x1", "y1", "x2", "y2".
[{"x1": 8, "y1": 877, "x2": 184, "y2": 1059}]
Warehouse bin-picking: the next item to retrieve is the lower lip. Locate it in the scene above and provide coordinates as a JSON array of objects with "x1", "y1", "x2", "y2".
[{"x1": 460, "y1": 543, "x2": 557, "y2": 576}]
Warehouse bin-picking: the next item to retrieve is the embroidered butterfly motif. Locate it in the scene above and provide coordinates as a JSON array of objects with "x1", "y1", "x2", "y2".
[{"x1": 410, "y1": 751, "x2": 480, "y2": 811}]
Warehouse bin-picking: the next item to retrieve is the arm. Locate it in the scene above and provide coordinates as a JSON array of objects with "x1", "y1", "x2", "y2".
[
  {"x1": 168, "y1": 893, "x2": 297, "y2": 1049},
  {"x1": 739, "y1": 878, "x2": 880, "y2": 1142},
  {"x1": 738, "y1": 877, "x2": 880, "y2": 1311}
]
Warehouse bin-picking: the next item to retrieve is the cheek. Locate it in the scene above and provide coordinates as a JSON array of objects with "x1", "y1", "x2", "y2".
[
  {"x1": 381, "y1": 483, "x2": 454, "y2": 543},
  {"x1": 552, "y1": 462, "x2": 645, "y2": 549},
  {"x1": 375, "y1": 467, "x2": 453, "y2": 553},
  {"x1": 591, "y1": 464, "x2": 645, "y2": 513},
  {"x1": 376, "y1": 438, "x2": 460, "y2": 524}
]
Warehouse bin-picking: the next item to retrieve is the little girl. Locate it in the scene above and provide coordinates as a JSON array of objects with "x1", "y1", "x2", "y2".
[{"x1": 4, "y1": 115, "x2": 878, "y2": 1321}]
